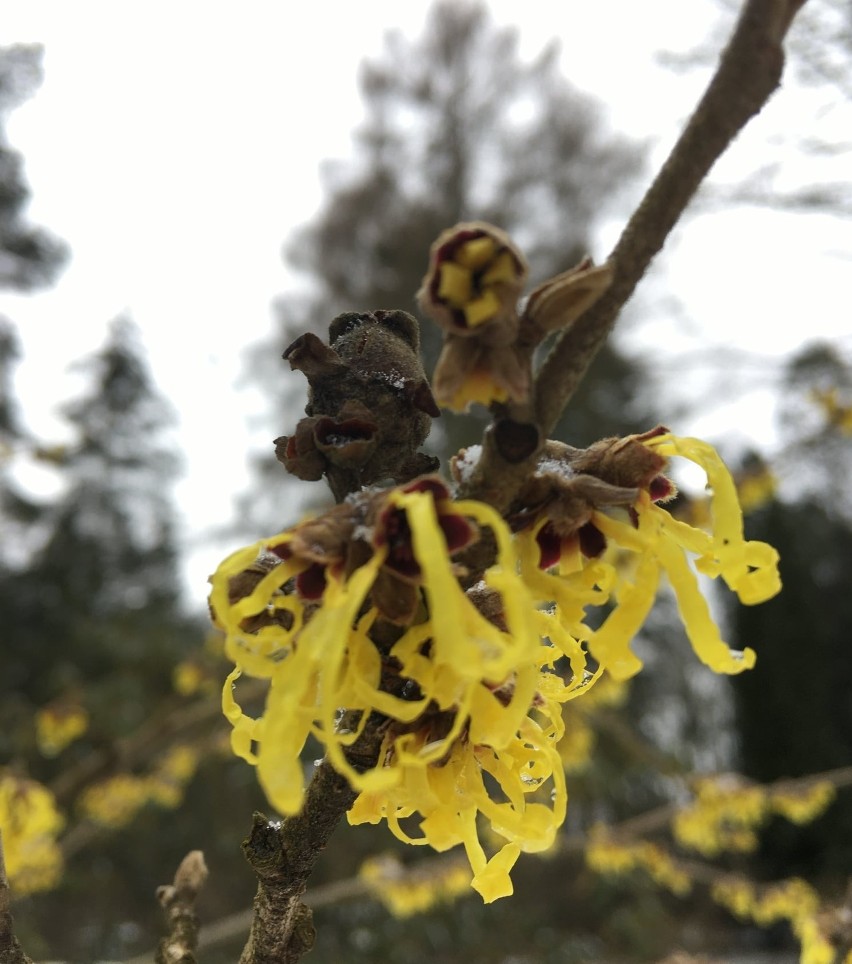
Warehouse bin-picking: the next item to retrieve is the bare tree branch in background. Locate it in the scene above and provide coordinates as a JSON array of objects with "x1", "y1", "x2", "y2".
[{"x1": 659, "y1": 0, "x2": 852, "y2": 217}]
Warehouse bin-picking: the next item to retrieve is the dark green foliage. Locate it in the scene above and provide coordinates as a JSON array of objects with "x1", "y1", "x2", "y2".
[
  {"x1": 0, "y1": 320, "x2": 46, "y2": 547},
  {"x1": 1, "y1": 320, "x2": 226, "y2": 959},
  {"x1": 731, "y1": 497, "x2": 852, "y2": 880},
  {"x1": 727, "y1": 342, "x2": 852, "y2": 881},
  {"x1": 0, "y1": 44, "x2": 68, "y2": 290}
]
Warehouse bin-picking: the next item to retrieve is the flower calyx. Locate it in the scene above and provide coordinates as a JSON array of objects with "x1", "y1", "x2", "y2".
[
  {"x1": 486, "y1": 426, "x2": 676, "y2": 569},
  {"x1": 230, "y1": 476, "x2": 479, "y2": 627},
  {"x1": 279, "y1": 311, "x2": 440, "y2": 500}
]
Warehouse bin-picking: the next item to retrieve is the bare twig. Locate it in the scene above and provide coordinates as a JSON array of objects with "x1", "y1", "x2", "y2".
[
  {"x1": 236, "y1": 715, "x2": 385, "y2": 964},
  {"x1": 154, "y1": 850, "x2": 209, "y2": 964},
  {"x1": 536, "y1": 0, "x2": 807, "y2": 435},
  {"x1": 0, "y1": 832, "x2": 34, "y2": 964},
  {"x1": 123, "y1": 876, "x2": 371, "y2": 964}
]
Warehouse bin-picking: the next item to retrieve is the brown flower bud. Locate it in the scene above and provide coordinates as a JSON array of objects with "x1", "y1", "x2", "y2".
[
  {"x1": 431, "y1": 336, "x2": 531, "y2": 412},
  {"x1": 280, "y1": 312, "x2": 440, "y2": 499}
]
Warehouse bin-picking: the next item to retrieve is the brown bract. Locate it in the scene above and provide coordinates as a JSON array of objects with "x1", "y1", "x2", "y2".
[{"x1": 566, "y1": 426, "x2": 676, "y2": 500}]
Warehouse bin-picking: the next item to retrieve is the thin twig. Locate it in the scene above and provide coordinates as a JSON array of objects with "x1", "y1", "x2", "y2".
[
  {"x1": 123, "y1": 876, "x2": 372, "y2": 964},
  {"x1": 236, "y1": 715, "x2": 386, "y2": 964},
  {"x1": 154, "y1": 850, "x2": 209, "y2": 964}
]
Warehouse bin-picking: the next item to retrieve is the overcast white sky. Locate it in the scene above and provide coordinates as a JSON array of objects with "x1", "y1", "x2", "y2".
[{"x1": 1, "y1": 1, "x2": 849, "y2": 606}]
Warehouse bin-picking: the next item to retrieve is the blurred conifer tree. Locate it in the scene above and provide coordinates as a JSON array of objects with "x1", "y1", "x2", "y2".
[
  {"x1": 0, "y1": 44, "x2": 68, "y2": 289},
  {"x1": 2, "y1": 317, "x2": 189, "y2": 761},
  {"x1": 729, "y1": 343, "x2": 852, "y2": 883}
]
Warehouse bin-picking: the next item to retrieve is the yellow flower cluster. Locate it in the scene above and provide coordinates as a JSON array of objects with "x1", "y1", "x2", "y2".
[
  {"x1": 35, "y1": 701, "x2": 89, "y2": 757},
  {"x1": 769, "y1": 780, "x2": 836, "y2": 825},
  {"x1": 712, "y1": 877, "x2": 835, "y2": 964},
  {"x1": 78, "y1": 744, "x2": 200, "y2": 828},
  {"x1": 359, "y1": 853, "x2": 472, "y2": 917},
  {"x1": 79, "y1": 774, "x2": 151, "y2": 829},
  {"x1": 173, "y1": 659, "x2": 207, "y2": 697},
  {"x1": 673, "y1": 776, "x2": 837, "y2": 858},
  {"x1": 673, "y1": 776, "x2": 766, "y2": 857},
  {"x1": 812, "y1": 386, "x2": 852, "y2": 435},
  {"x1": 736, "y1": 465, "x2": 777, "y2": 514},
  {"x1": 147, "y1": 745, "x2": 200, "y2": 808},
  {"x1": 0, "y1": 771, "x2": 64, "y2": 895},
  {"x1": 586, "y1": 825, "x2": 692, "y2": 896},
  {"x1": 214, "y1": 488, "x2": 579, "y2": 901},
  {"x1": 210, "y1": 433, "x2": 780, "y2": 902}
]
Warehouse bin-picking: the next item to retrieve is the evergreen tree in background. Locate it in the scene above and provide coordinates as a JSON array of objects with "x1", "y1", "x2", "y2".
[
  {"x1": 2, "y1": 317, "x2": 189, "y2": 761},
  {"x1": 0, "y1": 39, "x2": 73, "y2": 761},
  {"x1": 729, "y1": 343, "x2": 852, "y2": 882},
  {"x1": 1, "y1": 319, "x2": 219, "y2": 958},
  {"x1": 0, "y1": 319, "x2": 47, "y2": 569},
  {"x1": 0, "y1": 43, "x2": 68, "y2": 567},
  {"x1": 249, "y1": 0, "x2": 647, "y2": 529},
  {"x1": 0, "y1": 44, "x2": 68, "y2": 289}
]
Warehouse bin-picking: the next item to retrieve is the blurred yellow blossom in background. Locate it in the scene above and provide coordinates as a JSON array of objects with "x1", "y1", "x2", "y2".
[
  {"x1": 359, "y1": 852, "x2": 471, "y2": 917},
  {"x1": 35, "y1": 699, "x2": 89, "y2": 757},
  {"x1": 78, "y1": 745, "x2": 200, "y2": 829},
  {"x1": 0, "y1": 771, "x2": 64, "y2": 895}
]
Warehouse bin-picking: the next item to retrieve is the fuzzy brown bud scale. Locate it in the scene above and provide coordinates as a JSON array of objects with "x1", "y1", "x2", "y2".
[{"x1": 277, "y1": 311, "x2": 440, "y2": 501}]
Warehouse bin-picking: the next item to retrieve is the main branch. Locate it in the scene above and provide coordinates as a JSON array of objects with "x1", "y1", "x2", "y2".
[
  {"x1": 237, "y1": 716, "x2": 385, "y2": 964},
  {"x1": 535, "y1": 0, "x2": 806, "y2": 435}
]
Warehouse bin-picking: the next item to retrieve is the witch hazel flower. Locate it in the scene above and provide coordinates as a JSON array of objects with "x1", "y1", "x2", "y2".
[
  {"x1": 210, "y1": 437, "x2": 779, "y2": 901},
  {"x1": 507, "y1": 429, "x2": 780, "y2": 681},
  {"x1": 210, "y1": 224, "x2": 782, "y2": 905},
  {"x1": 210, "y1": 477, "x2": 595, "y2": 900}
]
